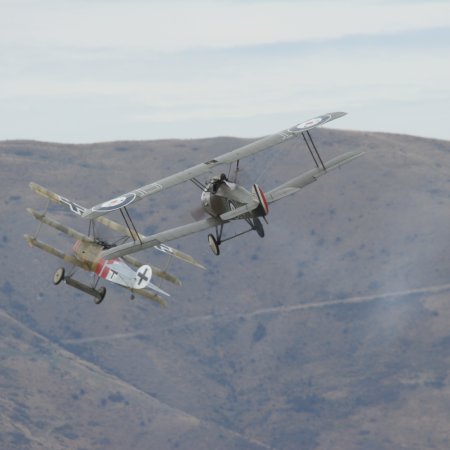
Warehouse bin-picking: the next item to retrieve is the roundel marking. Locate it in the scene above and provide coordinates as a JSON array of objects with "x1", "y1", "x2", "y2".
[
  {"x1": 92, "y1": 193, "x2": 137, "y2": 212},
  {"x1": 288, "y1": 114, "x2": 332, "y2": 133}
]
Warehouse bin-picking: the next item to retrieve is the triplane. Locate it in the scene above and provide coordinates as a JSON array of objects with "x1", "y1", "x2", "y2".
[
  {"x1": 81, "y1": 112, "x2": 363, "y2": 259},
  {"x1": 25, "y1": 183, "x2": 205, "y2": 306}
]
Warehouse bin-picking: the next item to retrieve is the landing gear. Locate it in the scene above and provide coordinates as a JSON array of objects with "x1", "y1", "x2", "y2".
[
  {"x1": 63, "y1": 276, "x2": 107, "y2": 304},
  {"x1": 207, "y1": 217, "x2": 265, "y2": 255},
  {"x1": 208, "y1": 233, "x2": 220, "y2": 256},
  {"x1": 53, "y1": 267, "x2": 65, "y2": 285}
]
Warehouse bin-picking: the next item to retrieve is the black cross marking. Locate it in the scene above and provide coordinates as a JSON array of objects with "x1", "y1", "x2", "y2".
[
  {"x1": 137, "y1": 268, "x2": 150, "y2": 286},
  {"x1": 60, "y1": 197, "x2": 86, "y2": 216},
  {"x1": 110, "y1": 269, "x2": 118, "y2": 279}
]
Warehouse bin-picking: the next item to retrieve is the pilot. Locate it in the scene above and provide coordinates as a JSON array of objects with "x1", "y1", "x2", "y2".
[{"x1": 211, "y1": 173, "x2": 228, "y2": 193}]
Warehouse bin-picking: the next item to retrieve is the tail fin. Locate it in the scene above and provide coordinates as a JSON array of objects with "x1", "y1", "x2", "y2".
[{"x1": 134, "y1": 265, "x2": 170, "y2": 297}]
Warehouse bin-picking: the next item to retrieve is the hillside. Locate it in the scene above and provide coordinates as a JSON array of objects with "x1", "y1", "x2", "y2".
[{"x1": 1, "y1": 128, "x2": 450, "y2": 449}]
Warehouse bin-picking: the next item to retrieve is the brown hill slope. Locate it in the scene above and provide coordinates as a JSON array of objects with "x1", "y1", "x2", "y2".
[{"x1": 1, "y1": 129, "x2": 450, "y2": 449}]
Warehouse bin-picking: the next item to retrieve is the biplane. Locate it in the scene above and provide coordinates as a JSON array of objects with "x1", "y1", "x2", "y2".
[
  {"x1": 81, "y1": 112, "x2": 363, "y2": 259},
  {"x1": 24, "y1": 183, "x2": 205, "y2": 306}
]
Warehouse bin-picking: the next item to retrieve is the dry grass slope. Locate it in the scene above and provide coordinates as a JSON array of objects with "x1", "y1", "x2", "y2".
[{"x1": 1, "y1": 129, "x2": 450, "y2": 449}]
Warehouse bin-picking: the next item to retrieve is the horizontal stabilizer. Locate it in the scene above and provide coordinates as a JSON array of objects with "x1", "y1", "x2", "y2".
[{"x1": 148, "y1": 281, "x2": 170, "y2": 297}]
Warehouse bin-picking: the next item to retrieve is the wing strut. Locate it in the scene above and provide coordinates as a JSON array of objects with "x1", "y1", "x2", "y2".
[
  {"x1": 120, "y1": 207, "x2": 143, "y2": 246},
  {"x1": 191, "y1": 178, "x2": 206, "y2": 190},
  {"x1": 302, "y1": 131, "x2": 326, "y2": 171}
]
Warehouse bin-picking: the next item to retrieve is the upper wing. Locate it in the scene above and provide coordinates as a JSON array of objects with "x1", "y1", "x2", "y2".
[
  {"x1": 30, "y1": 182, "x2": 87, "y2": 216},
  {"x1": 265, "y1": 151, "x2": 364, "y2": 204},
  {"x1": 82, "y1": 112, "x2": 347, "y2": 220}
]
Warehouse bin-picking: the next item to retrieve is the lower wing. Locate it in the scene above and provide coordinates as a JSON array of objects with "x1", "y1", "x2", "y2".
[{"x1": 101, "y1": 217, "x2": 222, "y2": 260}]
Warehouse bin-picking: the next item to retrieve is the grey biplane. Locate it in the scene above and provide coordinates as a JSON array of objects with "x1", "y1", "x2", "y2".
[
  {"x1": 82, "y1": 112, "x2": 363, "y2": 259},
  {"x1": 25, "y1": 183, "x2": 205, "y2": 306}
]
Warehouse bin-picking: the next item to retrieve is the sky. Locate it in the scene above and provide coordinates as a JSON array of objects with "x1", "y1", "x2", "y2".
[{"x1": 1, "y1": 0, "x2": 450, "y2": 143}]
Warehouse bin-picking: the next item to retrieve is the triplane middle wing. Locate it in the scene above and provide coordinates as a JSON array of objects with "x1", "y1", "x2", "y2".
[{"x1": 80, "y1": 112, "x2": 363, "y2": 260}]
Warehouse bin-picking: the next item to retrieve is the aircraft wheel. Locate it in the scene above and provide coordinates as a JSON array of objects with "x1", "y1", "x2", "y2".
[
  {"x1": 95, "y1": 287, "x2": 106, "y2": 305},
  {"x1": 253, "y1": 218, "x2": 265, "y2": 238},
  {"x1": 53, "y1": 267, "x2": 65, "y2": 285},
  {"x1": 208, "y1": 233, "x2": 220, "y2": 256}
]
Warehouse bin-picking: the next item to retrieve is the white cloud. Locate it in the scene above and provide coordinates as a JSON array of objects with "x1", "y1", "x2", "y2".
[
  {"x1": 2, "y1": 1, "x2": 450, "y2": 51},
  {"x1": 3, "y1": 42, "x2": 447, "y2": 119},
  {"x1": 0, "y1": 0, "x2": 449, "y2": 141}
]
